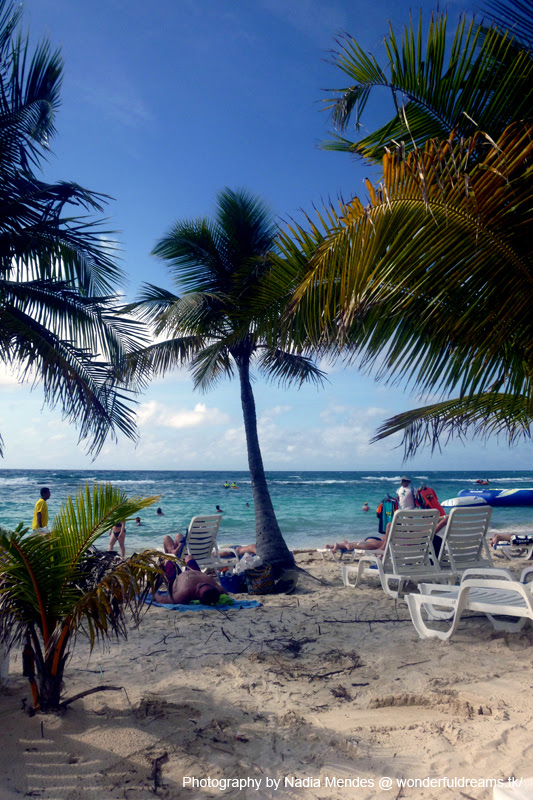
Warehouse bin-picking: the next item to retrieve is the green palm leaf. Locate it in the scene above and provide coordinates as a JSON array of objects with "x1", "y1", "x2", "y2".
[
  {"x1": 0, "y1": 0, "x2": 147, "y2": 456},
  {"x1": 373, "y1": 392, "x2": 533, "y2": 458},
  {"x1": 323, "y1": 10, "x2": 533, "y2": 161}
]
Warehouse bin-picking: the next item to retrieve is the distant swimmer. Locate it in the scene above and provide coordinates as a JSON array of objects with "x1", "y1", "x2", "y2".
[
  {"x1": 224, "y1": 481, "x2": 230, "y2": 489},
  {"x1": 135, "y1": 517, "x2": 142, "y2": 526},
  {"x1": 476, "y1": 479, "x2": 490, "y2": 485},
  {"x1": 156, "y1": 507, "x2": 164, "y2": 516},
  {"x1": 216, "y1": 505, "x2": 224, "y2": 513},
  {"x1": 362, "y1": 502, "x2": 370, "y2": 512},
  {"x1": 231, "y1": 482, "x2": 238, "y2": 489}
]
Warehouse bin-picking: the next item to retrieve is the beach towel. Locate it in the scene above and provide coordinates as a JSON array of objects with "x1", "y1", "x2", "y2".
[{"x1": 144, "y1": 592, "x2": 262, "y2": 611}]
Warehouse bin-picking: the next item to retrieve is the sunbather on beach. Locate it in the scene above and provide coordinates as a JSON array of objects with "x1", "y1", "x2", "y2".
[
  {"x1": 490, "y1": 532, "x2": 533, "y2": 546},
  {"x1": 219, "y1": 543, "x2": 257, "y2": 558},
  {"x1": 324, "y1": 536, "x2": 384, "y2": 553},
  {"x1": 325, "y1": 513, "x2": 448, "y2": 556},
  {"x1": 163, "y1": 533, "x2": 185, "y2": 555},
  {"x1": 154, "y1": 559, "x2": 224, "y2": 606}
]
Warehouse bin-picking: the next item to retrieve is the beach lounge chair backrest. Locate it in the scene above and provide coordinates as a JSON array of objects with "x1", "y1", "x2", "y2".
[
  {"x1": 342, "y1": 509, "x2": 442, "y2": 598},
  {"x1": 185, "y1": 514, "x2": 223, "y2": 569},
  {"x1": 439, "y1": 507, "x2": 493, "y2": 575},
  {"x1": 385, "y1": 509, "x2": 441, "y2": 577}
]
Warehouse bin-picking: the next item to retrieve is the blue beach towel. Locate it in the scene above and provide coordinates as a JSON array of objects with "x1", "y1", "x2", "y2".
[{"x1": 145, "y1": 592, "x2": 262, "y2": 611}]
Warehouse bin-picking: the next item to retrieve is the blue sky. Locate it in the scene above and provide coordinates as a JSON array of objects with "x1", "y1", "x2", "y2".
[{"x1": 1, "y1": 0, "x2": 530, "y2": 472}]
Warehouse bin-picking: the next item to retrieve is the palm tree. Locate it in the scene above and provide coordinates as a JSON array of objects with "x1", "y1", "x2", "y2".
[
  {"x1": 0, "y1": 483, "x2": 161, "y2": 712},
  {"x1": 0, "y1": 0, "x2": 144, "y2": 457},
  {"x1": 123, "y1": 188, "x2": 324, "y2": 570},
  {"x1": 276, "y1": 0, "x2": 533, "y2": 455}
]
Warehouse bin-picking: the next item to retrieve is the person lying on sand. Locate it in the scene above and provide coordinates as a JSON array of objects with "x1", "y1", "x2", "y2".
[
  {"x1": 325, "y1": 514, "x2": 449, "y2": 556},
  {"x1": 154, "y1": 557, "x2": 225, "y2": 605},
  {"x1": 491, "y1": 532, "x2": 533, "y2": 547},
  {"x1": 219, "y1": 544, "x2": 257, "y2": 558},
  {"x1": 324, "y1": 536, "x2": 384, "y2": 554}
]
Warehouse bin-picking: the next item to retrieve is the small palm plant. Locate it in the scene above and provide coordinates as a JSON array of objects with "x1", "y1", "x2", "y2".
[{"x1": 0, "y1": 483, "x2": 162, "y2": 712}]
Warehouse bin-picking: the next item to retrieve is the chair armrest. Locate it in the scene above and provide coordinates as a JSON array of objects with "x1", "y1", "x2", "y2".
[
  {"x1": 460, "y1": 567, "x2": 514, "y2": 582},
  {"x1": 520, "y1": 565, "x2": 533, "y2": 584}
]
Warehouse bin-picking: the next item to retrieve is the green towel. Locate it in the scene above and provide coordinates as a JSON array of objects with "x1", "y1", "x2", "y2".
[{"x1": 190, "y1": 594, "x2": 234, "y2": 606}]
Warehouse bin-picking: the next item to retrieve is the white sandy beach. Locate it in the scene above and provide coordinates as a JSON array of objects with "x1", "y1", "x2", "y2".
[{"x1": 1, "y1": 551, "x2": 532, "y2": 800}]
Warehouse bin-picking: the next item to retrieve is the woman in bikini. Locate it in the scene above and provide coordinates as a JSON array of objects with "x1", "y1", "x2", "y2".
[{"x1": 108, "y1": 520, "x2": 126, "y2": 558}]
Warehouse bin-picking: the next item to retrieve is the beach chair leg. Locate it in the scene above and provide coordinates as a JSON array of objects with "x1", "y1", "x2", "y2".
[
  {"x1": 341, "y1": 565, "x2": 357, "y2": 587},
  {"x1": 406, "y1": 593, "x2": 464, "y2": 640},
  {"x1": 382, "y1": 575, "x2": 401, "y2": 599},
  {"x1": 484, "y1": 613, "x2": 529, "y2": 633}
]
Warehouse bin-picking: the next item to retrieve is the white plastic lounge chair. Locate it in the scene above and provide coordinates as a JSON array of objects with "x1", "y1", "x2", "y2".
[
  {"x1": 341, "y1": 509, "x2": 442, "y2": 598},
  {"x1": 184, "y1": 514, "x2": 230, "y2": 571},
  {"x1": 317, "y1": 547, "x2": 362, "y2": 561},
  {"x1": 493, "y1": 534, "x2": 533, "y2": 561},
  {"x1": 425, "y1": 507, "x2": 513, "y2": 620},
  {"x1": 406, "y1": 566, "x2": 533, "y2": 640},
  {"x1": 438, "y1": 506, "x2": 502, "y2": 576}
]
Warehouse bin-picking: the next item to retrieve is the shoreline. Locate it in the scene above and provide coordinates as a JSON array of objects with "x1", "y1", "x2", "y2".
[{"x1": 1, "y1": 552, "x2": 531, "y2": 799}]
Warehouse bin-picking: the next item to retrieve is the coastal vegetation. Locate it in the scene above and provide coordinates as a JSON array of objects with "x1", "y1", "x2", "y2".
[
  {"x1": 277, "y1": 0, "x2": 533, "y2": 456},
  {"x1": 0, "y1": 0, "x2": 144, "y2": 458},
  {"x1": 122, "y1": 188, "x2": 324, "y2": 569},
  {"x1": 0, "y1": 483, "x2": 160, "y2": 712}
]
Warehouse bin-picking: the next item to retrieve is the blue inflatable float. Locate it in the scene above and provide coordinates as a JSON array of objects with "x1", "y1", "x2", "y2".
[{"x1": 442, "y1": 488, "x2": 533, "y2": 508}]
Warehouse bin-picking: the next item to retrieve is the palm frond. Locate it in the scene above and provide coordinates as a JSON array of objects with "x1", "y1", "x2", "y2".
[
  {"x1": 256, "y1": 347, "x2": 327, "y2": 388},
  {"x1": 190, "y1": 340, "x2": 234, "y2": 391},
  {"x1": 285, "y1": 124, "x2": 533, "y2": 405},
  {"x1": 324, "y1": 11, "x2": 533, "y2": 161},
  {"x1": 0, "y1": 483, "x2": 160, "y2": 651},
  {"x1": 373, "y1": 392, "x2": 533, "y2": 458}
]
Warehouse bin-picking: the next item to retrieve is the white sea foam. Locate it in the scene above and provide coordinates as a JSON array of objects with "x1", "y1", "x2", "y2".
[
  {"x1": 0, "y1": 477, "x2": 32, "y2": 486},
  {"x1": 362, "y1": 475, "x2": 402, "y2": 481},
  {"x1": 107, "y1": 479, "x2": 157, "y2": 485}
]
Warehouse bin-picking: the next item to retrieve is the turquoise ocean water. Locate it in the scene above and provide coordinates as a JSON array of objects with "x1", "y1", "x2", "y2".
[{"x1": 2, "y1": 469, "x2": 533, "y2": 553}]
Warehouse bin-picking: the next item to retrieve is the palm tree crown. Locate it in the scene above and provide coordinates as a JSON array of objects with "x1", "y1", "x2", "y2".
[
  {"x1": 278, "y1": 0, "x2": 533, "y2": 455},
  {"x1": 0, "y1": 0, "x2": 144, "y2": 457},
  {"x1": 124, "y1": 188, "x2": 324, "y2": 568}
]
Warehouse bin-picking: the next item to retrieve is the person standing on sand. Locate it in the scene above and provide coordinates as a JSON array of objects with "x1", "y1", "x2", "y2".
[
  {"x1": 32, "y1": 487, "x2": 50, "y2": 531},
  {"x1": 109, "y1": 521, "x2": 126, "y2": 558},
  {"x1": 397, "y1": 476, "x2": 415, "y2": 509}
]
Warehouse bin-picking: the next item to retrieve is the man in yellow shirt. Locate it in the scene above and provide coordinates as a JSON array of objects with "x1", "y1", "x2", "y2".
[{"x1": 32, "y1": 487, "x2": 51, "y2": 531}]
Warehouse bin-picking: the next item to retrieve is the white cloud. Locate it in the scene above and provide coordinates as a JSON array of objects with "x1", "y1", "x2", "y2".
[{"x1": 137, "y1": 401, "x2": 230, "y2": 429}]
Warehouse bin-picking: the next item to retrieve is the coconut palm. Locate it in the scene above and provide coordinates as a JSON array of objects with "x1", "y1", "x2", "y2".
[
  {"x1": 279, "y1": 121, "x2": 533, "y2": 451},
  {"x1": 277, "y1": 0, "x2": 533, "y2": 455},
  {"x1": 0, "y1": 0, "x2": 144, "y2": 457},
  {"x1": 0, "y1": 483, "x2": 161, "y2": 712},
  {"x1": 123, "y1": 188, "x2": 324, "y2": 569}
]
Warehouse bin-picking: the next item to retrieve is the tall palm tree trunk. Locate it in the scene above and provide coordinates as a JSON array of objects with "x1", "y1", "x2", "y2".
[{"x1": 236, "y1": 358, "x2": 294, "y2": 568}]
